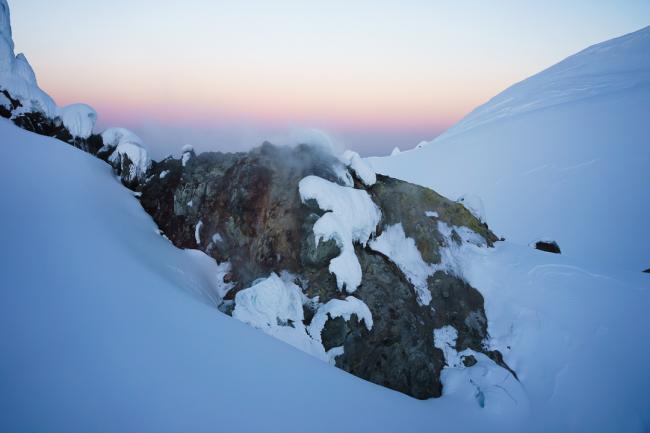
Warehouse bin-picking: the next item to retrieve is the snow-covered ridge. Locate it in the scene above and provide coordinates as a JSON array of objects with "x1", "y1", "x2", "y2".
[
  {"x1": 434, "y1": 26, "x2": 650, "y2": 143},
  {"x1": 370, "y1": 25, "x2": 650, "y2": 270}
]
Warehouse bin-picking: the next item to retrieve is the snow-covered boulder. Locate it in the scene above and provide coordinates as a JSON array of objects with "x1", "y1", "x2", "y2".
[
  {"x1": 102, "y1": 127, "x2": 151, "y2": 186},
  {"x1": 58, "y1": 103, "x2": 97, "y2": 139},
  {"x1": 181, "y1": 144, "x2": 195, "y2": 167},
  {"x1": 101, "y1": 127, "x2": 143, "y2": 148},
  {"x1": 530, "y1": 239, "x2": 562, "y2": 254}
]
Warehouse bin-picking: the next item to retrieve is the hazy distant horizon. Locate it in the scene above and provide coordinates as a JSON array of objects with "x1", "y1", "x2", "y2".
[{"x1": 9, "y1": 0, "x2": 650, "y2": 156}]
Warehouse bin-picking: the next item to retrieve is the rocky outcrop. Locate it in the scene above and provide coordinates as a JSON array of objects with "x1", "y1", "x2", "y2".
[
  {"x1": 533, "y1": 240, "x2": 562, "y2": 254},
  {"x1": 139, "y1": 142, "x2": 512, "y2": 399}
]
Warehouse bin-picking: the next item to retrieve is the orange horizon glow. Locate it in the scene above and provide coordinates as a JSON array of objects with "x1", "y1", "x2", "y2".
[{"x1": 11, "y1": 0, "x2": 650, "y2": 155}]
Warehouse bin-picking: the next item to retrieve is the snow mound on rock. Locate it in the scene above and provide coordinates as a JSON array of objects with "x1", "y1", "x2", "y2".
[
  {"x1": 233, "y1": 273, "x2": 330, "y2": 361},
  {"x1": 299, "y1": 175, "x2": 381, "y2": 292},
  {"x1": 103, "y1": 127, "x2": 151, "y2": 182},
  {"x1": 308, "y1": 296, "x2": 373, "y2": 343},
  {"x1": 101, "y1": 127, "x2": 143, "y2": 148},
  {"x1": 58, "y1": 103, "x2": 97, "y2": 139},
  {"x1": 340, "y1": 150, "x2": 376, "y2": 186},
  {"x1": 181, "y1": 144, "x2": 194, "y2": 167},
  {"x1": 233, "y1": 273, "x2": 305, "y2": 329}
]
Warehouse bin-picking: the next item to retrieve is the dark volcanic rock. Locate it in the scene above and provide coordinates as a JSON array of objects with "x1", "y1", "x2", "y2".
[
  {"x1": 139, "y1": 142, "x2": 514, "y2": 399},
  {"x1": 0, "y1": 89, "x2": 20, "y2": 118},
  {"x1": 533, "y1": 240, "x2": 562, "y2": 254}
]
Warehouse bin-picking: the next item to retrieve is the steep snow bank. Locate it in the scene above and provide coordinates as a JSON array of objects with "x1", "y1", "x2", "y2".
[{"x1": 369, "y1": 26, "x2": 650, "y2": 271}]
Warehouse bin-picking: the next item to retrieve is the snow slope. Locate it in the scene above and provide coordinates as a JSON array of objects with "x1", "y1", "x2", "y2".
[
  {"x1": 369, "y1": 26, "x2": 650, "y2": 271},
  {"x1": 2, "y1": 119, "x2": 650, "y2": 432}
]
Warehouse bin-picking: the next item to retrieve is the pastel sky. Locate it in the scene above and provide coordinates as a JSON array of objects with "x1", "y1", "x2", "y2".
[{"x1": 9, "y1": 0, "x2": 650, "y2": 157}]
